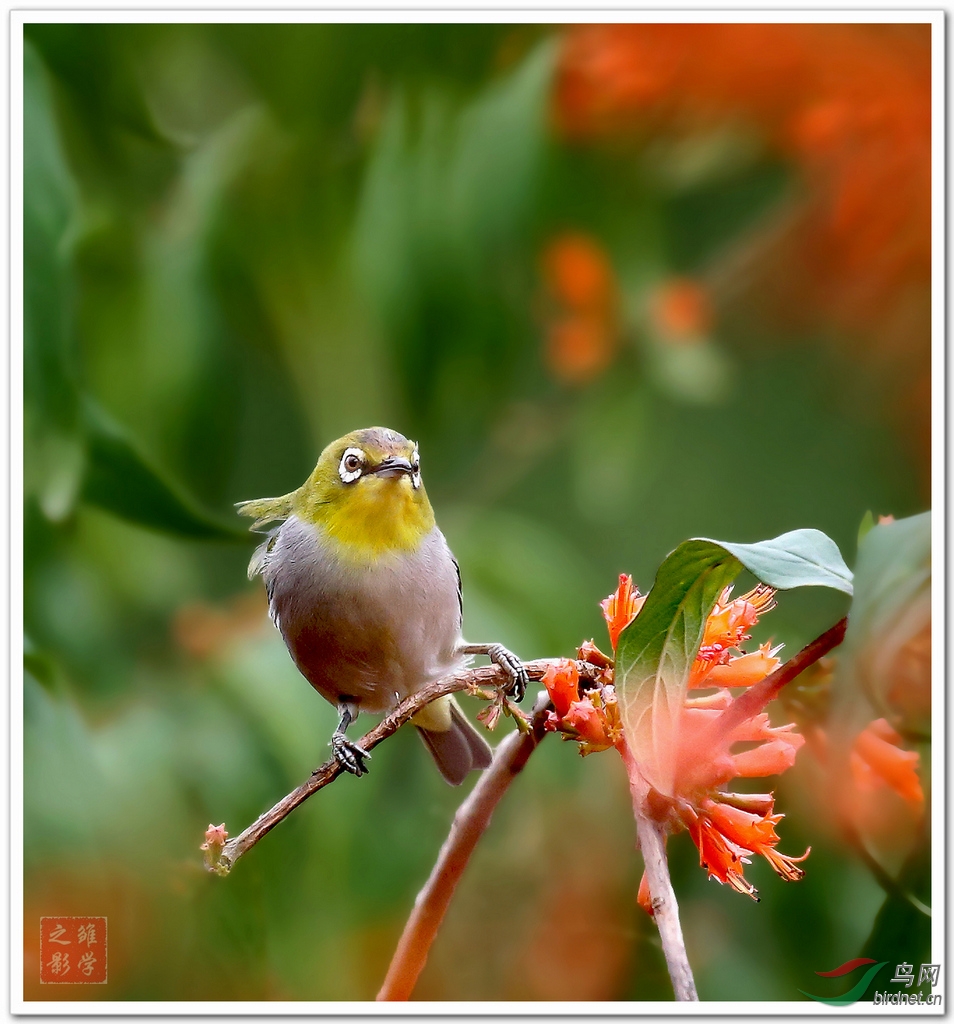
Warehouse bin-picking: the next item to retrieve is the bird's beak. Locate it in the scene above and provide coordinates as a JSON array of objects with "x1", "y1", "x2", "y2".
[{"x1": 368, "y1": 456, "x2": 414, "y2": 478}]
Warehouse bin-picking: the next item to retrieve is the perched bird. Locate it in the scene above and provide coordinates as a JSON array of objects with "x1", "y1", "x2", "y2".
[{"x1": 237, "y1": 427, "x2": 528, "y2": 785}]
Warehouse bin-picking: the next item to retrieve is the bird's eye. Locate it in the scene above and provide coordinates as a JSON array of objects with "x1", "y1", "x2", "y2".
[
  {"x1": 338, "y1": 448, "x2": 365, "y2": 483},
  {"x1": 410, "y1": 447, "x2": 421, "y2": 489}
]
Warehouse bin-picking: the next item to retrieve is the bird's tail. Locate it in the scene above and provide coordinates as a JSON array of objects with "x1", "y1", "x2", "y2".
[{"x1": 412, "y1": 695, "x2": 493, "y2": 786}]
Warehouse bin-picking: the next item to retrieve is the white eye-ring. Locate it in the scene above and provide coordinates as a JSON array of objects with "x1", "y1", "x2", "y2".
[
  {"x1": 410, "y1": 445, "x2": 421, "y2": 490},
  {"x1": 338, "y1": 447, "x2": 365, "y2": 484}
]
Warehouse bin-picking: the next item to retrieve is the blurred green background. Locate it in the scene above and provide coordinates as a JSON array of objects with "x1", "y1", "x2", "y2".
[{"x1": 23, "y1": 22, "x2": 931, "y2": 1002}]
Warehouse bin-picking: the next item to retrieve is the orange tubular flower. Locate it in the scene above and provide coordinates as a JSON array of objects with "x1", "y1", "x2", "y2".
[
  {"x1": 564, "y1": 700, "x2": 615, "y2": 751},
  {"x1": 541, "y1": 661, "x2": 581, "y2": 718},
  {"x1": 577, "y1": 639, "x2": 614, "y2": 669},
  {"x1": 672, "y1": 706, "x2": 805, "y2": 801},
  {"x1": 851, "y1": 718, "x2": 924, "y2": 805},
  {"x1": 600, "y1": 574, "x2": 646, "y2": 650},
  {"x1": 686, "y1": 812, "x2": 758, "y2": 899},
  {"x1": 691, "y1": 585, "x2": 777, "y2": 680},
  {"x1": 542, "y1": 658, "x2": 623, "y2": 756},
  {"x1": 702, "y1": 799, "x2": 809, "y2": 884},
  {"x1": 707, "y1": 642, "x2": 783, "y2": 687}
]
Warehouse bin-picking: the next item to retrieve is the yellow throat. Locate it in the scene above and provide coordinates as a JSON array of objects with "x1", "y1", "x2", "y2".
[
  {"x1": 237, "y1": 427, "x2": 437, "y2": 564},
  {"x1": 299, "y1": 473, "x2": 435, "y2": 561}
]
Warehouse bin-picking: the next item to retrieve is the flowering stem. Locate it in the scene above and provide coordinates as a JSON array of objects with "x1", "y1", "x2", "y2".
[
  {"x1": 621, "y1": 743, "x2": 699, "y2": 1002},
  {"x1": 377, "y1": 694, "x2": 552, "y2": 1001}
]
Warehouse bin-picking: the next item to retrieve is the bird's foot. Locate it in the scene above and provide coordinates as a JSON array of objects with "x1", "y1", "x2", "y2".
[
  {"x1": 331, "y1": 733, "x2": 372, "y2": 776},
  {"x1": 465, "y1": 642, "x2": 528, "y2": 703}
]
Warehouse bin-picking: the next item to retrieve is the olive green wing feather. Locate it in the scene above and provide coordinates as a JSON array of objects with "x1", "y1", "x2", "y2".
[
  {"x1": 236, "y1": 492, "x2": 296, "y2": 582},
  {"x1": 235, "y1": 492, "x2": 297, "y2": 532}
]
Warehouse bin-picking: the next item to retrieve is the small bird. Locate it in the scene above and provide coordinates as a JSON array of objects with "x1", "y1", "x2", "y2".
[{"x1": 237, "y1": 427, "x2": 528, "y2": 785}]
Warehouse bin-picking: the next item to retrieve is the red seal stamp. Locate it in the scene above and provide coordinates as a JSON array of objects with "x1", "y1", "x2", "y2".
[{"x1": 39, "y1": 917, "x2": 107, "y2": 984}]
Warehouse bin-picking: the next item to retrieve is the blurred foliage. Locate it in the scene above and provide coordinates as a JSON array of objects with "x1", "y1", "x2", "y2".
[{"x1": 23, "y1": 23, "x2": 930, "y2": 1002}]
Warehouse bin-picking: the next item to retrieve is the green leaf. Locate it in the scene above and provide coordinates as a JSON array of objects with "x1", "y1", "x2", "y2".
[
  {"x1": 832, "y1": 511, "x2": 931, "y2": 739},
  {"x1": 844, "y1": 513, "x2": 930, "y2": 648},
  {"x1": 80, "y1": 401, "x2": 248, "y2": 541},
  {"x1": 23, "y1": 42, "x2": 85, "y2": 520},
  {"x1": 352, "y1": 38, "x2": 555, "y2": 312},
  {"x1": 709, "y1": 529, "x2": 854, "y2": 594},
  {"x1": 857, "y1": 510, "x2": 875, "y2": 545},
  {"x1": 615, "y1": 529, "x2": 852, "y2": 794},
  {"x1": 24, "y1": 635, "x2": 62, "y2": 694}
]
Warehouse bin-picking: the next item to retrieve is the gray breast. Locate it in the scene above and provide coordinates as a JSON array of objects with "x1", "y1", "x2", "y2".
[{"x1": 260, "y1": 517, "x2": 464, "y2": 714}]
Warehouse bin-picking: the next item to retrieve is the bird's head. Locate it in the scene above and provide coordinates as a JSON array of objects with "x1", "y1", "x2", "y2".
[{"x1": 297, "y1": 427, "x2": 435, "y2": 560}]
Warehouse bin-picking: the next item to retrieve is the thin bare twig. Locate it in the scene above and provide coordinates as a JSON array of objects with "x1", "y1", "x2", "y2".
[
  {"x1": 377, "y1": 693, "x2": 553, "y2": 1001},
  {"x1": 205, "y1": 660, "x2": 601, "y2": 876}
]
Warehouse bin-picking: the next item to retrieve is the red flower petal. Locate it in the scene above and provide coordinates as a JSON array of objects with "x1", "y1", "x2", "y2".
[{"x1": 541, "y1": 660, "x2": 581, "y2": 718}]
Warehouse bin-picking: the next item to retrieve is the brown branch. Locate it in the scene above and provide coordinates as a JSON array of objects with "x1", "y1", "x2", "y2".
[
  {"x1": 205, "y1": 660, "x2": 601, "y2": 876},
  {"x1": 377, "y1": 693, "x2": 553, "y2": 1001}
]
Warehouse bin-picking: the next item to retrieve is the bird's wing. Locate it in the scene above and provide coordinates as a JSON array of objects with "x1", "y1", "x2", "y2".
[
  {"x1": 247, "y1": 529, "x2": 280, "y2": 583},
  {"x1": 452, "y1": 556, "x2": 463, "y2": 633},
  {"x1": 235, "y1": 492, "x2": 296, "y2": 532}
]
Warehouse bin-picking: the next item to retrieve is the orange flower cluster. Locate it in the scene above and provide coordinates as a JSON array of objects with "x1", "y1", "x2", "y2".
[
  {"x1": 539, "y1": 232, "x2": 620, "y2": 385},
  {"x1": 690, "y1": 583, "x2": 779, "y2": 688},
  {"x1": 541, "y1": 660, "x2": 623, "y2": 755},
  {"x1": 549, "y1": 574, "x2": 811, "y2": 906},
  {"x1": 637, "y1": 793, "x2": 809, "y2": 908},
  {"x1": 658, "y1": 582, "x2": 807, "y2": 903},
  {"x1": 554, "y1": 23, "x2": 930, "y2": 350}
]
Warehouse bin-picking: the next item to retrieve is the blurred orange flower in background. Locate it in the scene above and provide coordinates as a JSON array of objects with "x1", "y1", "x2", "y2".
[
  {"x1": 851, "y1": 718, "x2": 923, "y2": 807},
  {"x1": 540, "y1": 232, "x2": 620, "y2": 384},
  {"x1": 554, "y1": 23, "x2": 931, "y2": 484},
  {"x1": 800, "y1": 714, "x2": 925, "y2": 865},
  {"x1": 648, "y1": 278, "x2": 713, "y2": 346},
  {"x1": 173, "y1": 591, "x2": 267, "y2": 660}
]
